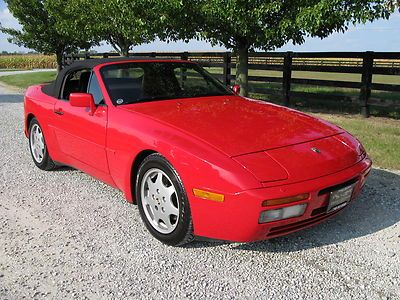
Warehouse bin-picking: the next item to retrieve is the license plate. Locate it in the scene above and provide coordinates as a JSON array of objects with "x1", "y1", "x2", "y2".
[{"x1": 327, "y1": 183, "x2": 356, "y2": 213}]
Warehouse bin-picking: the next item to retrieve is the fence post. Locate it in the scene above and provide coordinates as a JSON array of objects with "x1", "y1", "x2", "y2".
[
  {"x1": 181, "y1": 51, "x2": 189, "y2": 61},
  {"x1": 223, "y1": 52, "x2": 232, "y2": 86},
  {"x1": 179, "y1": 52, "x2": 189, "y2": 83},
  {"x1": 360, "y1": 51, "x2": 374, "y2": 118},
  {"x1": 282, "y1": 51, "x2": 293, "y2": 107}
]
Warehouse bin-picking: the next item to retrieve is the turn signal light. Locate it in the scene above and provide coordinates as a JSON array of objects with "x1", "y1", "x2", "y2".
[
  {"x1": 193, "y1": 189, "x2": 225, "y2": 202},
  {"x1": 262, "y1": 193, "x2": 309, "y2": 207}
]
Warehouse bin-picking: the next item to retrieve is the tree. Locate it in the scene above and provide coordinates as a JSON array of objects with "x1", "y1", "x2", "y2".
[
  {"x1": 191, "y1": 0, "x2": 394, "y2": 96},
  {"x1": 386, "y1": 0, "x2": 400, "y2": 11},
  {"x1": 0, "y1": 0, "x2": 92, "y2": 71},
  {"x1": 48, "y1": 0, "x2": 179, "y2": 56}
]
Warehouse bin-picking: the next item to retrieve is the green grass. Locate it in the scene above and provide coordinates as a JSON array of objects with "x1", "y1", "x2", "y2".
[
  {"x1": 0, "y1": 71, "x2": 57, "y2": 89},
  {"x1": 312, "y1": 113, "x2": 400, "y2": 170},
  {"x1": 0, "y1": 69, "x2": 28, "y2": 72}
]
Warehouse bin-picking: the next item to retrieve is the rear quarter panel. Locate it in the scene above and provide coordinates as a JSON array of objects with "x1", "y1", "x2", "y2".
[{"x1": 24, "y1": 85, "x2": 61, "y2": 161}]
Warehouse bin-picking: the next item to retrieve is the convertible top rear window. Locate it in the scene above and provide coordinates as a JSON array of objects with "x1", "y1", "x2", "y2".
[{"x1": 100, "y1": 62, "x2": 232, "y2": 105}]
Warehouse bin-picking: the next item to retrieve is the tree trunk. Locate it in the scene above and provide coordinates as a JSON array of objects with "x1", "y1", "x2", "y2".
[
  {"x1": 119, "y1": 40, "x2": 131, "y2": 57},
  {"x1": 56, "y1": 51, "x2": 63, "y2": 72},
  {"x1": 109, "y1": 37, "x2": 130, "y2": 57},
  {"x1": 236, "y1": 45, "x2": 249, "y2": 97},
  {"x1": 120, "y1": 46, "x2": 130, "y2": 57}
]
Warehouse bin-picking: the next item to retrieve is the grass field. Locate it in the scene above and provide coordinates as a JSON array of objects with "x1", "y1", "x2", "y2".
[
  {"x1": 0, "y1": 71, "x2": 57, "y2": 89},
  {"x1": 0, "y1": 70, "x2": 398, "y2": 170},
  {"x1": 0, "y1": 55, "x2": 56, "y2": 70},
  {"x1": 311, "y1": 113, "x2": 400, "y2": 170}
]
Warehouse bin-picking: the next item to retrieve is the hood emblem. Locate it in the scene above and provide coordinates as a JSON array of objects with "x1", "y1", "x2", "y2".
[{"x1": 311, "y1": 147, "x2": 321, "y2": 154}]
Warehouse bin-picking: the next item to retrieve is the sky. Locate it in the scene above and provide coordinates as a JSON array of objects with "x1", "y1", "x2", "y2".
[{"x1": 1, "y1": 0, "x2": 400, "y2": 53}]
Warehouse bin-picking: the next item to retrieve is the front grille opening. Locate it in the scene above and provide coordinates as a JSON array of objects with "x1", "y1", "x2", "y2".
[
  {"x1": 311, "y1": 206, "x2": 328, "y2": 216},
  {"x1": 318, "y1": 177, "x2": 359, "y2": 196}
]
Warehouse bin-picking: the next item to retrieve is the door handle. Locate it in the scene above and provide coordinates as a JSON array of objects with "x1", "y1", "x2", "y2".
[{"x1": 54, "y1": 109, "x2": 64, "y2": 115}]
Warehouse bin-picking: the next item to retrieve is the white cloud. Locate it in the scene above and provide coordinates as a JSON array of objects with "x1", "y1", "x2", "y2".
[
  {"x1": 0, "y1": 8, "x2": 30, "y2": 52},
  {"x1": 0, "y1": 8, "x2": 21, "y2": 30}
]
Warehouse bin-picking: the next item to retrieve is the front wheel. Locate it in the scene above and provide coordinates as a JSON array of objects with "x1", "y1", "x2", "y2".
[
  {"x1": 136, "y1": 153, "x2": 193, "y2": 246},
  {"x1": 29, "y1": 118, "x2": 56, "y2": 171}
]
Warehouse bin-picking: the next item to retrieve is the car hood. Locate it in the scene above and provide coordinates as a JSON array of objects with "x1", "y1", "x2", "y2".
[{"x1": 120, "y1": 95, "x2": 343, "y2": 157}]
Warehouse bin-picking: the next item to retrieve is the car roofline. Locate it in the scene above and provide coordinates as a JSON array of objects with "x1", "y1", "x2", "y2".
[
  {"x1": 94, "y1": 58, "x2": 196, "y2": 69},
  {"x1": 42, "y1": 58, "x2": 196, "y2": 98}
]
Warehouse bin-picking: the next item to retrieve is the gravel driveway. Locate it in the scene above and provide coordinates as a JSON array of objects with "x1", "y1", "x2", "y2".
[{"x1": 0, "y1": 83, "x2": 399, "y2": 299}]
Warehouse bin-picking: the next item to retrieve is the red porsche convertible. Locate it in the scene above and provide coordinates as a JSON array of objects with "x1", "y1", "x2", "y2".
[{"x1": 24, "y1": 58, "x2": 372, "y2": 245}]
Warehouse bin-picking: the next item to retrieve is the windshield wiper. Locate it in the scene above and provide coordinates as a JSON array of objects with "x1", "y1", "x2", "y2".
[
  {"x1": 116, "y1": 92, "x2": 229, "y2": 105},
  {"x1": 118, "y1": 95, "x2": 174, "y2": 105}
]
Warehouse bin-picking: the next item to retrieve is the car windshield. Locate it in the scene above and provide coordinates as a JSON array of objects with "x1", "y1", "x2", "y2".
[{"x1": 100, "y1": 62, "x2": 233, "y2": 105}]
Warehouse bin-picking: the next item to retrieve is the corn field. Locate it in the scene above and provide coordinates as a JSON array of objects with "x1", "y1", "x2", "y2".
[{"x1": 0, "y1": 55, "x2": 57, "y2": 69}]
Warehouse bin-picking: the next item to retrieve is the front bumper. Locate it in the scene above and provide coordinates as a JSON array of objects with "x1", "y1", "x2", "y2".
[{"x1": 190, "y1": 157, "x2": 372, "y2": 242}]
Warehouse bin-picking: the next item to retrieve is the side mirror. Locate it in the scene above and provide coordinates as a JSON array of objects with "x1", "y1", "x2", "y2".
[
  {"x1": 70, "y1": 93, "x2": 96, "y2": 115},
  {"x1": 231, "y1": 84, "x2": 241, "y2": 95}
]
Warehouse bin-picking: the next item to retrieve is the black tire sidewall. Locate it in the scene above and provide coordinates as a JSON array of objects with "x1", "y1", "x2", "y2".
[
  {"x1": 28, "y1": 118, "x2": 51, "y2": 170},
  {"x1": 136, "y1": 154, "x2": 192, "y2": 246}
]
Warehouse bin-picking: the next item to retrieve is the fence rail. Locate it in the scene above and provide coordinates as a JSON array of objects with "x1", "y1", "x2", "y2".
[{"x1": 63, "y1": 51, "x2": 400, "y2": 117}]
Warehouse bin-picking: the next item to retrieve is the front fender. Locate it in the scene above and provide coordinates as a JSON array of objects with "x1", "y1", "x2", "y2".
[{"x1": 106, "y1": 107, "x2": 262, "y2": 202}]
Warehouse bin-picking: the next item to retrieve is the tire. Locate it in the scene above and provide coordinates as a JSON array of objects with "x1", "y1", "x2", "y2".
[
  {"x1": 136, "y1": 153, "x2": 194, "y2": 246},
  {"x1": 28, "y1": 118, "x2": 56, "y2": 171}
]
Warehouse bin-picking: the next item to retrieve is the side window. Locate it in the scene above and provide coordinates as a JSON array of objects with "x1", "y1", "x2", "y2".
[
  {"x1": 102, "y1": 67, "x2": 145, "y2": 104},
  {"x1": 88, "y1": 73, "x2": 104, "y2": 105},
  {"x1": 61, "y1": 69, "x2": 91, "y2": 100}
]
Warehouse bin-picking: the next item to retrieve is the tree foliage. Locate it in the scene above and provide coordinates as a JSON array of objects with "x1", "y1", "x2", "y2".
[
  {"x1": 0, "y1": 0, "x2": 92, "y2": 71},
  {"x1": 190, "y1": 0, "x2": 395, "y2": 96},
  {"x1": 1, "y1": 0, "x2": 396, "y2": 85},
  {"x1": 48, "y1": 0, "x2": 180, "y2": 56}
]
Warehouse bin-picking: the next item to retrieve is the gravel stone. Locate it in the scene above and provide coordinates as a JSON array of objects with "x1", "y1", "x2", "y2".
[{"x1": 0, "y1": 81, "x2": 399, "y2": 299}]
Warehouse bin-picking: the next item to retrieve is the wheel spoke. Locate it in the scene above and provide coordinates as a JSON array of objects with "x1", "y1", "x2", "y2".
[
  {"x1": 155, "y1": 172, "x2": 163, "y2": 185},
  {"x1": 165, "y1": 185, "x2": 175, "y2": 198},
  {"x1": 33, "y1": 147, "x2": 38, "y2": 160},
  {"x1": 148, "y1": 175, "x2": 157, "y2": 188},
  {"x1": 39, "y1": 136, "x2": 45, "y2": 148},
  {"x1": 160, "y1": 214, "x2": 173, "y2": 228},
  {"x1": 146, "y1": 204, "x2": 156, "y2": 221},
  {"x1": 165, "y1": 200, "x2": 179, "y2": 216}
]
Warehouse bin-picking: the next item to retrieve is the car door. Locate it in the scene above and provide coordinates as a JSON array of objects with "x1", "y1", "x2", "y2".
[{"x1": 53, "y1": 69, "x2": 109, "y2": 174}]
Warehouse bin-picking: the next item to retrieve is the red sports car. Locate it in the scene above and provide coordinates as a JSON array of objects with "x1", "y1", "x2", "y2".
[{"x1": 24, "y1": 58, "x2": 372, "y2": 245}]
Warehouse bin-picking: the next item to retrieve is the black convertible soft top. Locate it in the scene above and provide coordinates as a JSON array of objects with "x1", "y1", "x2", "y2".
[{"x1": 42, "y1": 57, "x2": 187, "y2": 98}]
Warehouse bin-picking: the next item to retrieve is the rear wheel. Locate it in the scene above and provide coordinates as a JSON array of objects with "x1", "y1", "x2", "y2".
[
  {"x1": 136, "y1": 153, "x2": 193, "y2": 246},
  {"x1": 29, "y1": 118, "x2": 56, "y2": 171}
]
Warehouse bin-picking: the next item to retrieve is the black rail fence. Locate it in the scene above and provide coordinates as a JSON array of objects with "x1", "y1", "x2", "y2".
[{"x1": 63, "y1": 51, "x2": 400, "y2": 117}]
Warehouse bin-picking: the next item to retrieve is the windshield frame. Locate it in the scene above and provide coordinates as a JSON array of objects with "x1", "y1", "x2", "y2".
[{"x1": 99, "y1": 61, "x2": 233, "y2": 106}]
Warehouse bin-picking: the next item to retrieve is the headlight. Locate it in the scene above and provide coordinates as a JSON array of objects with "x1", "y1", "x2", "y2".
[{"x1": 259, "y1": 204, "x2": 307, "y2": 223}]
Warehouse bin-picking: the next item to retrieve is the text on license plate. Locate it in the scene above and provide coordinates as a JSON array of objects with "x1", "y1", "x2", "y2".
[{"x1": 327, "y1": 183, "x2": 356, "y2": 213}]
